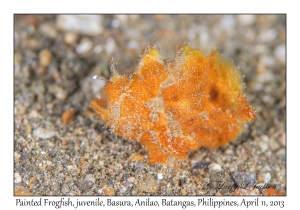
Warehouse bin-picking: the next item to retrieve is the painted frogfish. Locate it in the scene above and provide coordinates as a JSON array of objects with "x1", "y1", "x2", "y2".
[{"x1": 90, "y1": 44, "x2": 256, "y2": 164}]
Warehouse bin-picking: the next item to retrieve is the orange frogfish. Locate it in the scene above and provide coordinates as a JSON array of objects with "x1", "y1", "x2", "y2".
[{"x1": 90, "y1": 44, "x2": 256, "y2": 164}]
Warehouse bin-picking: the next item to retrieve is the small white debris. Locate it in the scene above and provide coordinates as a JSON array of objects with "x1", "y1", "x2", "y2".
[
  {"x1": 14, "y1": 152, "x2": 21, "y2": 159},
  {"x1": 127, "y1": 177, "x2": 135, "y2": 183},
  {"x1": 67, "y1": 165, "x2": 74, "y2": 171},
  {"x1": 111, "y1": 19, "x2": 120, "y2": 28},
  {"x1": 261, "y1": 134, "x2": 269, "y2": 142},
  {"x1": 105, "y1": 37, "x2": 116, "y2": 55},
  {"x1": 97, "y1": 189, "x2": 104, "y2": 195},
  {"x1": 28, "y1": 110, "x2": 41, "y2": 119},
  {"x1": 33, "y1": 127, "x2": 56, "y2": 139},
  {"x1": 262, "y1": 172, "x2": 271, "y2": 183},
  {"x1": 274, "y1": 44, "x2": 286, "y2": 64},
  {"x1": 14, "y1": 172, "x2": 22, "y2": 184},
  {"x1": 257, "y1": 134, "x2": 269, "y2": 152},
  {"x1": 157, "y1": 173, "x2": 163, "y2": 180},
  {"x1": 258, "y1": 140, "x2": 268, "y2": 153},
  {"x1": 94, "y1": 45, "x2": 103, "y2": 53},
  {"x1": 84, "y1": 174, "x2": 96, "y2": 183},
  {"x1": 220, "y1": 15, "x2": 236, "y2": 30},
  {"x1": 120, "y1": 185, "x2": 127, "y2": 194},
  {"x1": 114, "y1": 15, "x2": 128, "y2": 23},
  {"x1": 48, "y1": 85, "x2": 68, "y2": 100},
  {"x1": 76, "y1": 38, "x2": 93, "y2": 54},
  {"x1": 126, "y1": 40, "x2": 138, "y2": 49},
  {"x1": 237, "y1": 15, "x2": 256, "y2": 26},
  {"x1": 56, "y1": 15, "x2": 103, "y2": 36},
  {"x1": 208, "y1": 162, "x2": 222, "y2": 172},
  {"x1": 40, "y1": 23, "x2": 58, "y2": 39}
]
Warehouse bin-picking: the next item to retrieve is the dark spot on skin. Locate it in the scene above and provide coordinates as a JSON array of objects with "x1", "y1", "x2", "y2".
[
  {"x1": 188, "y1": 117, "x2": 196, "y2": 124},
  {"x1": 209, "y1": 86, "x2": 219, "y2": 101}
]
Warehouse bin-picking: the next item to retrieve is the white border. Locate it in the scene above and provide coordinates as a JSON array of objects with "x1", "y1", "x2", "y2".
[{"x1": 2, "y1": 0, "x2": 296, "y2": 209}]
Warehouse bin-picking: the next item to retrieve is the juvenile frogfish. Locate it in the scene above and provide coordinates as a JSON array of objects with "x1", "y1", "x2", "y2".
[{"x1": 90, "y1": 44, "x2": 256, "y2": 164}]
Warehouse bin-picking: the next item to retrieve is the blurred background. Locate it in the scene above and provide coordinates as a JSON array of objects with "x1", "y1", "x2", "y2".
[{"x1": 14, "y1": 15, "x2": 286, "y2": 196}]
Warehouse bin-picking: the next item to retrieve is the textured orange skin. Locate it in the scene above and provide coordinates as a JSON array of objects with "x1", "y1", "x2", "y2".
[{"x1": 90, "y1": 44, "x2": 256, "y2": 164}]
